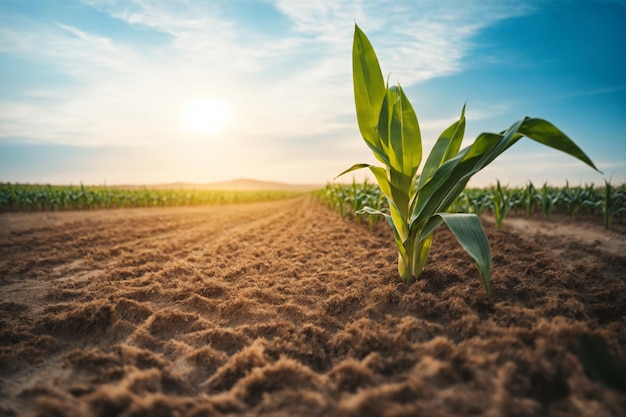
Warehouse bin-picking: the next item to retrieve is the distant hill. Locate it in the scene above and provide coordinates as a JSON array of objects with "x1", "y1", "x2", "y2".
[{"x1": 113, "y1": 179, "x2": 322, "y2": 192}]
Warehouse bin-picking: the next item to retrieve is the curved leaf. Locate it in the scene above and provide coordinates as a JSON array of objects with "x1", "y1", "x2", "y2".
[
  {"x1": 335, "y1": 163, "x2": 371, "y2": 179},
  {"x1": 368, "y1": 166, "x2": 409, "y2": 240},
  {"x1": 353, "y1": 24, "x2": 388, "y2": 165},
  {"x1": 433, "y1": 213, "x2": 492, "y2": 297},
  {"x1": 379, "y1": 85, "x2": 421, "y2": 181},
  {"x1": 518, "y1": 118, "x2": 600, "y2": 172},
  {"x1": 417, "y1": 104, "x2": 465, "y2": 190},
  {"x1": 411, "y1": 121, "x2": 525, "y2": 225}
]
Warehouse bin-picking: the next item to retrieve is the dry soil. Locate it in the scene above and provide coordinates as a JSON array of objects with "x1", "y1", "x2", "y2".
[{"x1": 1, "y1": 197, "x2": 625, "y2": 417}]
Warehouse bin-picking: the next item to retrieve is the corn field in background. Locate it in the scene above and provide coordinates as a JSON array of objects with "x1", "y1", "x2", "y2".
[
  {"x1": 4, "y1": 181, "x2": 625, "y2": 229},
  {"x1": 314, "y1": 179, "x2": 387, "y2": 229},
  {"x1": 0, "y1": 183, "x2": 304, "y2": 212},
  {"x1": 316, "y1": 179, "x2": 626, "y2": 230}
]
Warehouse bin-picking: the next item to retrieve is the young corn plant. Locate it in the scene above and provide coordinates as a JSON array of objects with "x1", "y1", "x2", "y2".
[
  {"x1": 522, "y1": 181, "x2": 538, "y2": 217},
  {"x1": 559, "y1": 181, "x2": 584, "y2": 217},
  {"x1": 339, "y1": 25, "x2": 600, "y2": 297},
  {"x1": 539, "y1": 183, "x2": 560, "y2": 220},
  {"x1": 491, "y1": 181, "x2": 520, "y2": 230},
  {"x1": 581, "y1": 183, "x2": 602, "y2": 215},
  {"x1": 603, "y1": 179, "x2": 626, "y2": 229}
]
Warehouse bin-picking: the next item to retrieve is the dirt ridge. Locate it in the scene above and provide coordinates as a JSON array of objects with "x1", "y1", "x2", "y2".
[{"x1": 1, "y1": 197, "x2": 624, "y2": 416}]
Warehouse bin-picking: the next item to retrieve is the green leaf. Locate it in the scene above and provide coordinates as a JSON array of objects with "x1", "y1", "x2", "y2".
[
  {"x1": 336, "y1": 163, "x2": 408, "y2": 240},
  {"x1": 369, "y1": 166, "x2": 409, "y2": 240},
  {"x1": 353, "y1": 24, "x2": 388, "y2": 165},
  {"x1": 380, "y1": 85, "x2": 421, "y2": 181},
  {"x1": 335, "y1": 163, "x2": 372, "y2": 179},
  {"x1": 413, "y1": 116, "x2": 601, "y2": 227},
  {"x1": 434, "y1": 213, "x2": 492, "y2": 297},
  {"x1": 410, "y1": 234, "x2": 432, "y2": 281},
  {"x1": 517, "y1": 118, "x2": 601, "y2": 172},
  {"x1": 417, "y1": 105, "x2": 465, "y2": 190},
  {"x1": 411, "y1": 121, "x2": 525, "y2": 225}
]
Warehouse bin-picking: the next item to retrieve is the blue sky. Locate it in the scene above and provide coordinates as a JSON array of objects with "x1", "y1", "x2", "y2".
[{"x1": 1, "y1": 0, "x2": 624, "y2": 187}]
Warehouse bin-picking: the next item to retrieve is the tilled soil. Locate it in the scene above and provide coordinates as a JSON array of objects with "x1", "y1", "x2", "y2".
[{"x1": 0, "y1": 196, "x2": 624, "y2": 417}]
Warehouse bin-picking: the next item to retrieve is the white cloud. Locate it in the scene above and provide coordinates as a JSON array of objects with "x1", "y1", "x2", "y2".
[{"x1": 0, "y1": 0, "x2": 548, "y2": 183}]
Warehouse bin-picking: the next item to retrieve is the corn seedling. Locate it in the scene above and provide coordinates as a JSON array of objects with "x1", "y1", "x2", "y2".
[
  {"x1": 580, "y1": 183, "x2": 602, "y2": 216},
  {"x1": 559, "y1": 181, "x2": 584, "y2": 217},
  {"x1": 491, "y1": 180, "x2": 521, "y2": 229},
  {"x1": 457, "y1": 189, "x2": 492, "y2": 215},
  {"x1": 538, "y1": 183, "x2": 561, "y2": 220},
  {"x1": 339, "y1": 25, "x2": 600, "y2": 297},
  {"x1": 315, "y1": 181, "x2": 386, "y2": 229},
  {"x1": 603, "y1": 179, "x2": 626, "y2": 229},
  {"x1": 521, "y1": 181, "x2": 538, "y2": 217}
]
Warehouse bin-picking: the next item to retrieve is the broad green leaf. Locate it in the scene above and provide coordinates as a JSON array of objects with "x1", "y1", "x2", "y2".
[
  {"x1": 461, "y1": 120, "x2": 524, "y2": 168},
  {"x1": 442, "y1": 104, "x2": 466, "y2": 161},
  {"x1": 369, "y1": 166, "x2": 409, "y2": 240},
  {"x1": 389, "y1": 168, "x2": 411, "y2": 218},
  {"x1": 389, "y1": 203, "x2": 409, "y2": 241},
  {"x1": 353, "y1": 24, "x2": 388, "y2": 165},
  {"x1": 417, "y1": 105, "x2": 465, "y2": 190},
  {"x1": 417, "y1": 216, "x2": 444, "y2": 242},
  {"x1": 416, "y1": 116, "x2": 601, "y2": 225},
  {"x1": 435, "y1": 213, "x2": 492, "y2": 297},
  {"x1": 378, "y1": 86, "x2": 422, "y2": 183},
  {"x1": 412, "y1": 121, "x2": 526, "y2": 225},
  {"x1": 410, "y1": 152, "x2": 474, "y2": 225},
  {"x1": 410, "y1": 234, "x2": 432, "y2": 281},
  {"x1": 377, "y1": 83, "x2": 392, "y2": 150},
  {"x1": 517, "y1": 118, "x2": 600, "y2": 172},
  {"x1": 340, "y1": 163, "x2": 409, "y2": 240},
  {"x1": 390, "y1": 85, "x2": 422, "y2": 179},
  {"x1": 368, "y1": 165, "x2": 394, "y2": 203}
]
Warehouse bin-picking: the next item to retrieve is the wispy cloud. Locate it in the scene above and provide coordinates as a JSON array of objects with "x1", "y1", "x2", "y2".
[
  {"x1": 1, "y1": 0, "x2": 544, "y2": 184},
  {"x1": 558, "y1": 84, "x2": 626, "y2": 99}
]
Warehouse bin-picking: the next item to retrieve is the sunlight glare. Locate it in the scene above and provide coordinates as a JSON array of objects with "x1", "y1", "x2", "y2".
[{"x1": 180, "y1": 98, "x2": 231, "y2": 134}]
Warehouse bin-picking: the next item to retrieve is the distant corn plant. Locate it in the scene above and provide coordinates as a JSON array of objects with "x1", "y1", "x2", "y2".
[
  {"x1": 339, "y1": 25, "x2": 600, "y2": 297},
  {"x1": 538, "y1": 183, "x2": 561, "y2": 220},
  {"x1": 491, "y1": 180, "x2": 521, "y2": 230},
  {"x1": 315, "y1": 180, "x2": 386, "y2": 229},
  {"x1": 603, "y1": 179, "x2": 626, "y2": 229},
  {"x1": 0, "y1": 183, "x2": 303, "y2": 212},
  {"x1": 522, "y1": 181, "x2": 538, "y2": 217},
  {"x1": 559, "y1": 181, "x2": 584, "y2": 217}
]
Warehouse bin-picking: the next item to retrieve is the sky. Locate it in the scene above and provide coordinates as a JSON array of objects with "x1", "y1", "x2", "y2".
[{"x1": 0, "y1": 0, "x2": 624, "y2": 187}]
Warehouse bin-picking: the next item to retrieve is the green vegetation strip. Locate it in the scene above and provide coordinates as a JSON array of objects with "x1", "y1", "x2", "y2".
[
  {"x1": 317, "y1": 180, "x2": 626, "y2": 231},
  {"x1": 0, "y1": 183, "x2": 305, "y2": 212}
]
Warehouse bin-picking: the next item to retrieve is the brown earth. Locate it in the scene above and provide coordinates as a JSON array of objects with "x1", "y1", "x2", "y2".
[{"x1": 0, "y1": 197, "x2": 625, "y2": 417}]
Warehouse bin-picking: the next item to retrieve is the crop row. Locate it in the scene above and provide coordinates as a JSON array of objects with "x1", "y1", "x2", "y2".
[
  {"x1": 0, "y1": 183, "x2": 304, "y2": 212},
  {"x1": 316, "y1": 179, "x2": 626, "y2": 230}
]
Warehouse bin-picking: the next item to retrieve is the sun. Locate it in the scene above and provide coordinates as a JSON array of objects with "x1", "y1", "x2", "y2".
[{"x1": 180, "y1": 98, "x2": 231, "y2": 134}]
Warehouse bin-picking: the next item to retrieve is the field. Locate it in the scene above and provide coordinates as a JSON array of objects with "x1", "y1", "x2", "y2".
[
  {"x1": 1, "y1": 190, "x2": 625, "y2": 417},
  {"x1": 0, "y1": 181, "x2": 311, "y2": 212}
]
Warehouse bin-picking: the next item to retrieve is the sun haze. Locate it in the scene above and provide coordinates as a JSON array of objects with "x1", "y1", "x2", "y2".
[
  {"x1": 180, "y1": 98, "x2": 231, "y2": 135},
  {"x1": 0, "y1": 1, "x2": 624, "y2": 186}
]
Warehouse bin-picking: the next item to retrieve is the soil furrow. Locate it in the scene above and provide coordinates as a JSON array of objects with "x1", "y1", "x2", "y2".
[{"x1": 0, "y1": 198, "x2": 624, "y2": 417}]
